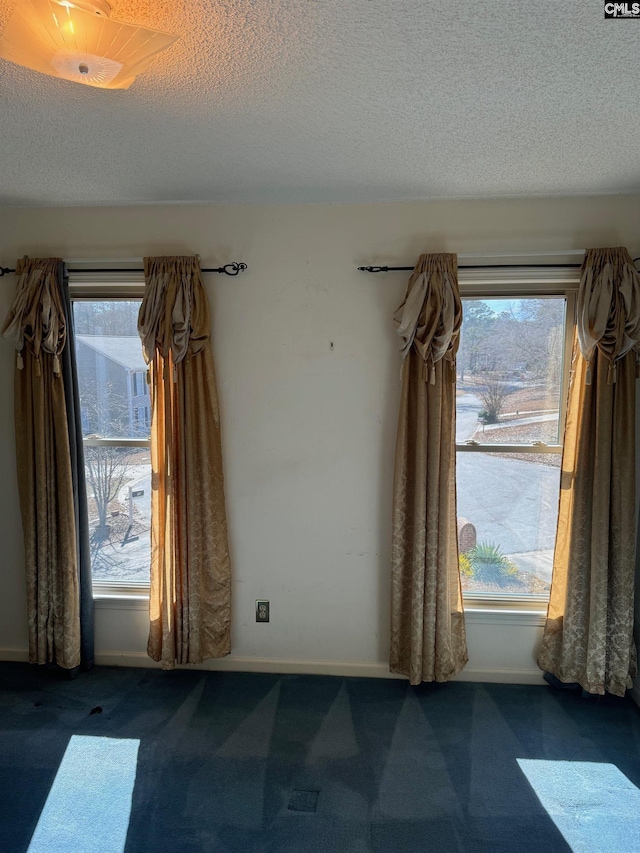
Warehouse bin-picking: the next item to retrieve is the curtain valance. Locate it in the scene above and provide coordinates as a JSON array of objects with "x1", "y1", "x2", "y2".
[
  {"x1": 393, "y1": 253, "x2": 461, "y2": 383},
  {"x1": 138, "y1": 255, "x2": 210, "y2": 368},
  {"x1": 577, "y1": 247, "x2": 640, "y2": 384},
  {"x1": 1, "y1": 257, "x2": 66, "y2": 373}
]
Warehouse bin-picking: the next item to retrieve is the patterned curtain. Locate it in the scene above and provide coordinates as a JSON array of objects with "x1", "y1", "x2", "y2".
[
  {"x1": 1, "y1": 257, "x2": 85, "y2": 670},
  {"x1": 537, "y1": 247, "x2": 640, "y2": 696},
  {"x1": 390, "y1": 253, "x2": 468, "y2": 684},
  {"x1": 139, "y1": 256, "x2": 231, "y2": 669}
]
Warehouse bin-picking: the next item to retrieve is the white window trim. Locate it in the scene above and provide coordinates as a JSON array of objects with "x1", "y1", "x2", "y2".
[
  {"x1": 458, "y1": 265, "x2": 580, "y2": 292},
  {"x1": 69, "y1": 272, "x2": 145, "y2": 298},
  {"x1": 457, "y1": 268, "x2": 578, "y2": 611}
]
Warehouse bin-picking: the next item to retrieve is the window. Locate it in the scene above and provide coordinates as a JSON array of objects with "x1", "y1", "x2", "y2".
[
  {"x1": 73, "y1": 297, "x2": 150, "y2": 592},
  {"x1": 456, "y1": 285, "x2": 574, "y2": 604},
  {"x1": 132, "y1": 370, "x2": 146, "y2": 397}
]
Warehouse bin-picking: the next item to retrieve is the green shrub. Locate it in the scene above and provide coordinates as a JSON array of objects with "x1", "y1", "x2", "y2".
[{"x1": 468, "y1": 542, "x2": 521, "y2": 586}]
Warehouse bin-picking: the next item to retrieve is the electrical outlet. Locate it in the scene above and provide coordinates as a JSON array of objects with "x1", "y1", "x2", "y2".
[{"x1": 256, "y1": 600, "x2": 270, "y2": 622}]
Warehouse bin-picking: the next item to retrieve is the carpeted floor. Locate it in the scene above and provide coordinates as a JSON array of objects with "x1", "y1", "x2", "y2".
[{"x1": 0, "y1": 662, "x2": 639, "y2": 852}]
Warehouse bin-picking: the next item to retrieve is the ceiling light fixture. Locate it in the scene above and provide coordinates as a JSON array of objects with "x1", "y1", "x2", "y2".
[{"x1": 0, "y1": 0, "x2": 179, "y2": 90}]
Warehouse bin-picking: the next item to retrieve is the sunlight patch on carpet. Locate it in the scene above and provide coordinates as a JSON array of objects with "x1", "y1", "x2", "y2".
[
  {"x1": 28, "y1": 735, "x2": 140, "y2": 853},
  {"x1": 517, "y1": 759, "x2": 640, "y2": 853}
]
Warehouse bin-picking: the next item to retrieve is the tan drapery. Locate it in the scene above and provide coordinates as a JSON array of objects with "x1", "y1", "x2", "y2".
[
  {"x1": 390, "y1": 253, "x2": 468, "y2": 684},
  {"x1": 139, "y1": 256, "x2": 231, "y2": 669},
  {"x1": 537, "y1": 247, "x2": 640, "y2": 696},
  {"x1": 1, "y1": 257, "x2": 80, "y2": 669}
]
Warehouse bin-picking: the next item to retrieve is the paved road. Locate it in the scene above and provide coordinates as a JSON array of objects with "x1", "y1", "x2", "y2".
[
  {"x1": 457, "y1": 453, "x2": 559, "y2": 555},
  {"x1": 456, "y1": 391, "x2": 482, "y2": 443},
  {"x1": 456, "y1": 391, "x2": 560, "y2": 556}
]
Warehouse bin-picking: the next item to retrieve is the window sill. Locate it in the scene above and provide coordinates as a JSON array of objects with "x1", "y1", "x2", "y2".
[
  {"x1": 464, "y1": 607, "x2": 546, "y2": 627},
  {"x1": 94, "y1": 593, "x2": 149, "y2": 610}
]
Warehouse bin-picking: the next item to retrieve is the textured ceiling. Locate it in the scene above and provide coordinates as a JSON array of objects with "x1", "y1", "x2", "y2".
[{"x1": 0, "y1": 0, "x2": 638, "y2": 206}]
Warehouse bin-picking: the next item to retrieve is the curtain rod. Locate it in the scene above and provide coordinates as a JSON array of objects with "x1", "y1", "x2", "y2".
[
  {"x1": 359, "y1": 249, "x2": 583, "y2": 272},
  {"x1": 0, "y1": 261, "x2": 248, "y2": 278},
  {"x1": 359, "y1": 251, "x2": 640, "y2": 273},
  {"x1": 359, "y1": 263, "x2": 585, "y2": 272}
]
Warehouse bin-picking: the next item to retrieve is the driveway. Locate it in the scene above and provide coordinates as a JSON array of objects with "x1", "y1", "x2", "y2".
[
  {"x1": 456, "y1": 391, "x2": 483, "y2": 442},
  {"x1": 457, "y1": 453, "x2": 559, "y2": 555},
  {"x1": 455, "y1": 390, "x2": 560, "y2": 558}
]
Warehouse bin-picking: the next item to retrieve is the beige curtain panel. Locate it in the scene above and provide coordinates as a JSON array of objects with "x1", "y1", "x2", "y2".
[
  {"x1": 1, "y1": 257, "x2": 80, "y2": 669},
  {"x1": 537, "y1": 247, "x2": 640, "y2": 696},
  {"x1": 139, "y1": 256, "x2": 232, "y2": 670},
  {"x1": 390, "y1": 253, "x2": 468, "y2": 685}
]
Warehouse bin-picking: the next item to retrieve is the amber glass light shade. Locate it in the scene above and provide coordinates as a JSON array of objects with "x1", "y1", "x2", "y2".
[{"x1": 0, "y1": 0, "x2": 179, "y2": 89}]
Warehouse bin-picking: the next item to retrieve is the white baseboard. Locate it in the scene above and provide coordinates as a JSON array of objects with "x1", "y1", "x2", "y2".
[
  {"x1": 454, "y1": 667, "x2": 545, "y2": 685},
  {"x1": 0, "y1": 647, "x2": 545, "y2": 684},
  {"x1": 96, "y1": 653, "x2": 410, "y2": 679},
  {"x1": 0, "y1": 648, "x2": 28, "y2": 662}
]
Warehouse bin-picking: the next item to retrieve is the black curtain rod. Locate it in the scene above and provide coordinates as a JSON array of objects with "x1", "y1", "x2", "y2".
[
  {"x1": 0, "y1": 262, "x2": 248, "y2": 278},
  {"x1": 358, "y1": 263, "x2": 583, "y2": 272},
  {"x1": 359, "y1": 259, "x2": 640, "y2": 273}
]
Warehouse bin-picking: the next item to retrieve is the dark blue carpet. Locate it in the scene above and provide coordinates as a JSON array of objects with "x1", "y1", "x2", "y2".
[{"x1": 0, "y1": 662, "x2": 639, "y2": 852}]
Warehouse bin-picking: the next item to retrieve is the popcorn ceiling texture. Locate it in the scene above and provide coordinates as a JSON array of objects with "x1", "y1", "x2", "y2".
[{"x1": 0, "y1": 0, "x2": 638, "y2": 206}]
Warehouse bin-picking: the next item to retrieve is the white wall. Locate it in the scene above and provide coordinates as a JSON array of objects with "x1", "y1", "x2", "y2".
[{"x1": 1, "y1": 195, "x2": 639, "y2": 683}]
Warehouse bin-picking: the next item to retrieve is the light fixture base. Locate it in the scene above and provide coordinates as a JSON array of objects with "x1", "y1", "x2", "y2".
[{"x1": 51, "y1": 51, "x2": 123, "y2": 86}]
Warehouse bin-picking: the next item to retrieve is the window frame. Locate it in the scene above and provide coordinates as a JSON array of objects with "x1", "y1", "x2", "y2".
[
  {"x1": 456, "y1": 267, "x2": 578, "y2": 609},
  {"x1": 71, "y1": 278, "x2": 151, "y2": 598}
]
